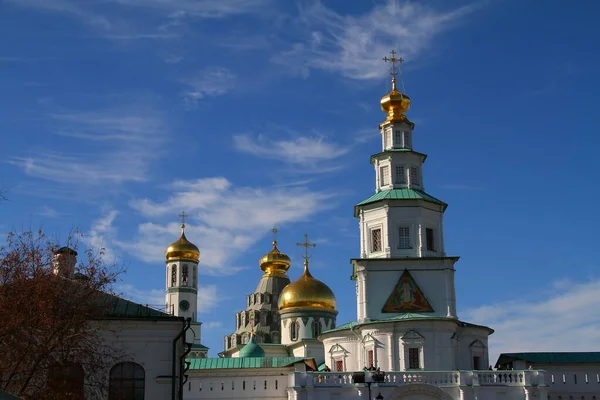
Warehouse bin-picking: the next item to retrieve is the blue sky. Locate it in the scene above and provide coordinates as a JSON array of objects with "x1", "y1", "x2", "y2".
[{"x1": 1, "y1": 0, "x2": 600, "y2": 361}]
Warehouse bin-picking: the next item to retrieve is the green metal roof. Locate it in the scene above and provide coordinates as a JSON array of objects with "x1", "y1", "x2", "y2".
[
  {"x1": 191, "y1": 343, "x2": 209, "y2": 350},
  {"x1": 496, "y1": 353, "x2": 600, "y2": 367},
  {"x1": 97, "y1": 291, "x2": 174, "y2": 319},
  {"x1": 355, "y1": 188, "x2": 447, "y2": 213},
  {"x1": 370, "y1": 148, "x2": 428, "y2": 163},
  {"x1": 322, "y1": 315, "x2": 493, "y2": 335},
  {"x1": 187, "y1": 357, "x2": 310, "y2": 370}
]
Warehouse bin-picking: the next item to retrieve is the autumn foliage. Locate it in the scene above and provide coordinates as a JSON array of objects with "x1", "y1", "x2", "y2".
[{"x1": 0, "y1": 229, "x2": 124, "y2": 399}]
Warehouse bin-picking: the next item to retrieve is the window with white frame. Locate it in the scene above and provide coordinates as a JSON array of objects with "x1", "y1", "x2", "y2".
[
  {"x1": 409, "y1": 166, "x2": 420, "y2": 186},
  {"x1": 470, "y1": 340, "x2": 486, "y2": 370},
  {"x1": 403, "y1": 131, "x2": 412, "y2": 149},
  {"x1": 395, "y1": 165, "x2": 406, "y2": 184},
  {"x1": 401, "y1": 330, "x2": 425, "y2": 370},
  {"x1": 394, "y1": 130, "x2": 402, "y2": 148},
  {"x1": 371, "y1": 228, "x2": 382, "y2": 252},
  {"x1": 380, "y1": 165, "x2": 390, "y2": 186},
  {"x1": 398, "y1": 226, "x2": 411, "y2": 249},
  {"x1": 383, "y1": 129, "x2": 392, "y2": 149},
  {"x1": 312, "y1": 320, "x2": 321, "y2": 337},
  {"x1": 425, "y1": 227, "x2": 435, "y2": 251},
  {"x1": 335, "y1": 359, "x2": 344, "y2": 372}
]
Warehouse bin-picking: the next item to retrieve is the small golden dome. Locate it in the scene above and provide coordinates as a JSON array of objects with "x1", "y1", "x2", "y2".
[
  {"x1": 259, "y1": 241, "x2": 291, "y2": 277},
  {"x1": 165, "y1": 224, "x2": 200, "y2": 262},
  {"x1": 278, "y1": 261, "x2": 336, "y2": 311},
  {"x1": 380, "y1": 77, "x2": 411, "y2": 122}
]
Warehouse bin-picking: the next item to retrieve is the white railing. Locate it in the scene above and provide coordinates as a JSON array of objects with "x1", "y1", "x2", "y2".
[{"x1": 294, "y1": 370, "x2": 543, "y2": 388}]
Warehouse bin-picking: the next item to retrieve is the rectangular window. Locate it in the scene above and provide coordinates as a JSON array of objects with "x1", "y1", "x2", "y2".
[
  {"x1": 394, "y1": 130, "x2": 402, "y2": 147},
  {"x1": 384, "y1": 129, "x2": 391, "y2": 149},
  {"x1": 426, "y1": 228, "x2": 435, "y2": 251},
  {"x1": 368, "y1": 350, "x2": 374, "y2": 367},
  {"x1": 371, "y1": 229, "x2": 382, "y2": 252},
  {"x1": 380, "y1": 165, "x2": 390, "y2": 186},
  {"x1": 409, "y1": 166, "x2": 419, "y2": 186},
  {"x1": 398, "y1": 226, "x2": 411, "y2": 249},
  {"x1": 395, "y1": 165, "x2": 406, "y2": 184},
  {"x1": 335, "y1": 360, "x2": 344, "y2": 372},
  {"x1": 473, "y1": 356, "x2": 481, "y2": 370},
  {"x1": 408, "y1": 348, "x2": 420, "y2": 369},
  {"x1": 403, "y1": 131, "x2": 412, "y2": 149}
]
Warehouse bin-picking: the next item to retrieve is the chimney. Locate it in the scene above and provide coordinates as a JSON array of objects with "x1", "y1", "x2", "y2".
[{"x1": 53, "y1": 247, "x2": 78, "y2": 278}]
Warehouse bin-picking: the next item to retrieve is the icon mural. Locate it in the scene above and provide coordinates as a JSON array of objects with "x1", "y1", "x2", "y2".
[{"x1": 381, "y1": 269, "x2": 434, "y2": 313}]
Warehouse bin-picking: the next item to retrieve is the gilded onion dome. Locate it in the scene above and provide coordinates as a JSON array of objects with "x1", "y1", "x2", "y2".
[
  {"x1": 165, "y1": 224, "x2": 200, "y2": 262},
  {"x1": 278, "y1": 260, "x2": 336, "y2": 311},
  {"x1": 259, "y1": 240, "x2": 291, "y2": 277},
  {"x1": 380, "y1": 77, "x2": 411, "y2": 122}
]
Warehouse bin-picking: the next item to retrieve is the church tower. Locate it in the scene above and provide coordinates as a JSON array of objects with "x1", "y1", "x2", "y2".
[
  {"x1": 165, "y1": 212, "x2": 200, "y2": 321},
  {"x1": 320, "y1": 52, "x2": 491, "y2": 373},
  {"x1": 353, "y1": 51, "x2": 457, "y2": 323}
]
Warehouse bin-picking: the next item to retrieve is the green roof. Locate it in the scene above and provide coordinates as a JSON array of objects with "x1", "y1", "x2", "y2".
[
  {"x1": 355, "y1": 188, "x2": 447, "y2": 213},
  {"x1": 191, "y1": 343, "x2": 209, "y2": 350},
  {"x1": 187, "y1": 357, "x2": 310, "y2": 370},
  {"x1": 322, "y1": 315, "x2": 492, "y2": 335},
  {"x1": 496, "y1": 352, "x2": 600, "y2": 367},
  {"x1": 97, "y1": 292, "x2": 175, "y2": 319},
  {"x1": 370, "y1": 148, "x2": 428, "y2": 163},
  {"x1": 239, "y1": 337, "x2": 265, "y2": 358}
]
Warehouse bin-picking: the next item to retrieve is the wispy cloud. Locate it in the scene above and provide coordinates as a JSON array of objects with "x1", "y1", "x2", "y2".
[
  {"x1": 38, "y1": 206, "x2": 62, "y2": 219},
  {"x1": 110, "y1": 0, "x2": 269, "y2": 18},
  {"x1": 273, "y1": 0, "x2": 482, "y2": 79},
  {"x1": 8, "y1": 104, "x2": 168, "y2": 186},
  {"x1": 233, "y1": 132, "x2": 350, "y2": 167},
  {"x1": 116, "y1": 177, "x2": 334, "y2": 274},
  {"x1": 84, "y1": 209, "x2": 119, "y2": 262},
  {"x1": 182, "y1": 67, "x2": 237, "y2": 106},
  {"x1": 462, "y1": 278, "x2": 600, "y2": 364}
]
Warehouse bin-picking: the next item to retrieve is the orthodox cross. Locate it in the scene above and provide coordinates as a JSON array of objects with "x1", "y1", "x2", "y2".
[
  {"x1": 383, "y1": 50, "x2": 404, "y2": 90},
  {"x1": 272, "y1": 226, "x2": 279, "y2": 242},
  {"x1": 296, "y1": 234, "x2": 316, "y2": 263},
  {"x1": 179, "y1": 211, "x2": 188, "y2": 227}
]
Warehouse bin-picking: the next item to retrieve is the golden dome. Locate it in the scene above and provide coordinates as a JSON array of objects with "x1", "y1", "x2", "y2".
[
  {"x1": 278, "y1": 261, "x2": 336, "y2": 311},
  {"x1": 380, "y1": 77, "x2": 411, "y2": 122},
  {"x1": 165, "y1": 224, "x2": 200, "y2": 262},
  {"x1": 259, "y1": 240, "x2": 291, "y2": 277}
]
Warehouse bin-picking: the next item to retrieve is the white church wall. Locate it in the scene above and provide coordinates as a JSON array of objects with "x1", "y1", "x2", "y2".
[
  {"x1": 100, "y1": 319, "x2": 184, "y2": 400},
  {"x1": 356, "y1": 257, "x2": 458, "y2": 321},
  {"x1": 185, "y1": 369, "x2": 291, "y2": 400}
]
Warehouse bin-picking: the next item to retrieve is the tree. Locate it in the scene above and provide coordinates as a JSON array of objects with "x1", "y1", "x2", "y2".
[{"x1": 0, "y1": 229, "x2": 125, "y2": 399}]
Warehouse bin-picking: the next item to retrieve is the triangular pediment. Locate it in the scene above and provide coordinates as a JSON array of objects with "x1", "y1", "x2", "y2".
[
  {"x1": 381, "y1": 269, "x2": 434, "y2": 313},
  {"x1": 329, "y1": 343, "x2": 348, "y2": 355}
]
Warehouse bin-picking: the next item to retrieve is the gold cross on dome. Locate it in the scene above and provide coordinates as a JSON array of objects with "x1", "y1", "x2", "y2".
[
  {"x1": 383, "y1": 50, "x2": 404, "y2": 79},
  {"x1": 179, "y1": 211, "x2": 188, "y2": 226},
  {"x1": 296, "y1": 234, "x2": 316, "y2": 262},
  {"x1": 271, "y1": 226, "x2": 279, "y2": 242}
]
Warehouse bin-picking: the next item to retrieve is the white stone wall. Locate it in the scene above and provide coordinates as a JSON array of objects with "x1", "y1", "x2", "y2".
[
  {"x1": 99, "y1": 319, "x2": 185, "y2": 400},
  {"x1": 185, "y1": 369, "x2": 291, "y2": 400},
  {"x1": 322, "y1": 320, "x2": 490, "y2": 373}
]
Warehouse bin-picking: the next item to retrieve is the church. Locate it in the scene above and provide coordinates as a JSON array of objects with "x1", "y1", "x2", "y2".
[{"x1": 45, "y1": 52, "x2": 600, "y2": 400}]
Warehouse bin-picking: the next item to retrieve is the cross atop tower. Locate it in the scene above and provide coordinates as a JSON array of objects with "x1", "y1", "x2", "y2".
[
  {"x1": 271, "y1": 226, "x2": 279, "y2": 243},
  {"x1": 296, "y1": 234, "x2": 316, "y2": 265},
  {"x1": 383, "y1": 50, "x2": 404, "y2": 90},
  {"x1": 179, "y1": 211, "x2": 188, "y2": 228}
]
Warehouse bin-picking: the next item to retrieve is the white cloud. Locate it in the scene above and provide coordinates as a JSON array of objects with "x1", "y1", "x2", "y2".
[
  {"x1": 109, "y1": 0, "x2": 269, "y2": 19},
  {"x1": 83, "y1": 209, "x2": 119, "y2": 262},
  {"x1": 116, "y1": 177, "x2": 334, "y2": 274},
  {"x1": 8, "y1": 105, "x2": 168, "y2": 185},
  {"x1": 233, "y1": 133, "x2": 350, "y2": 167},
  {"x1": 273, "y1": 0, "x2": 482, "y2": 79},
  {"x1": 182, "y1": 67, "x2": 237, "y2": 105},
  {"x1": 38, "y1": 205, "x2": 62, "y2": 219},
  {"x1": 461, "y1": 278, "x2": 600, "y2": 365}
]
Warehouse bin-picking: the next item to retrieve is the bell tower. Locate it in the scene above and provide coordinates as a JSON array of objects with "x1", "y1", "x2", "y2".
[
  {"x1": 352, "y1": 52, "x2": 457, "y2": 322},
  {"x1": 165, "y1": 211, "x2": 199, "y2": 322}
]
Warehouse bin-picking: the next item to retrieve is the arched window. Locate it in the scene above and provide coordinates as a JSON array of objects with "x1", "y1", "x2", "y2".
[
  {"x1": 109, "y1": 362, "x2": 145, "y2": 400},
  {"x1": 48, "y1": 362, "x2": 84, "y2": 399},
  {"x1": 171, "y1": 265, "x2": 177, "y2": 287},
  {"x1": 182, "y1": 264, "x2": 189, "y2": 286},
  {"x1": 312, "y1": 320, "x2": 321, "y2": 337},
  {"x1": 290, "y1": 320, "x2": 299, "y2": 341}
]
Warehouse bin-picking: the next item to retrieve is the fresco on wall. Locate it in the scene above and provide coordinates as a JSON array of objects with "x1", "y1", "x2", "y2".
[{"x1": 381, "y1": 269, "x2": 434, "y2": 313}]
